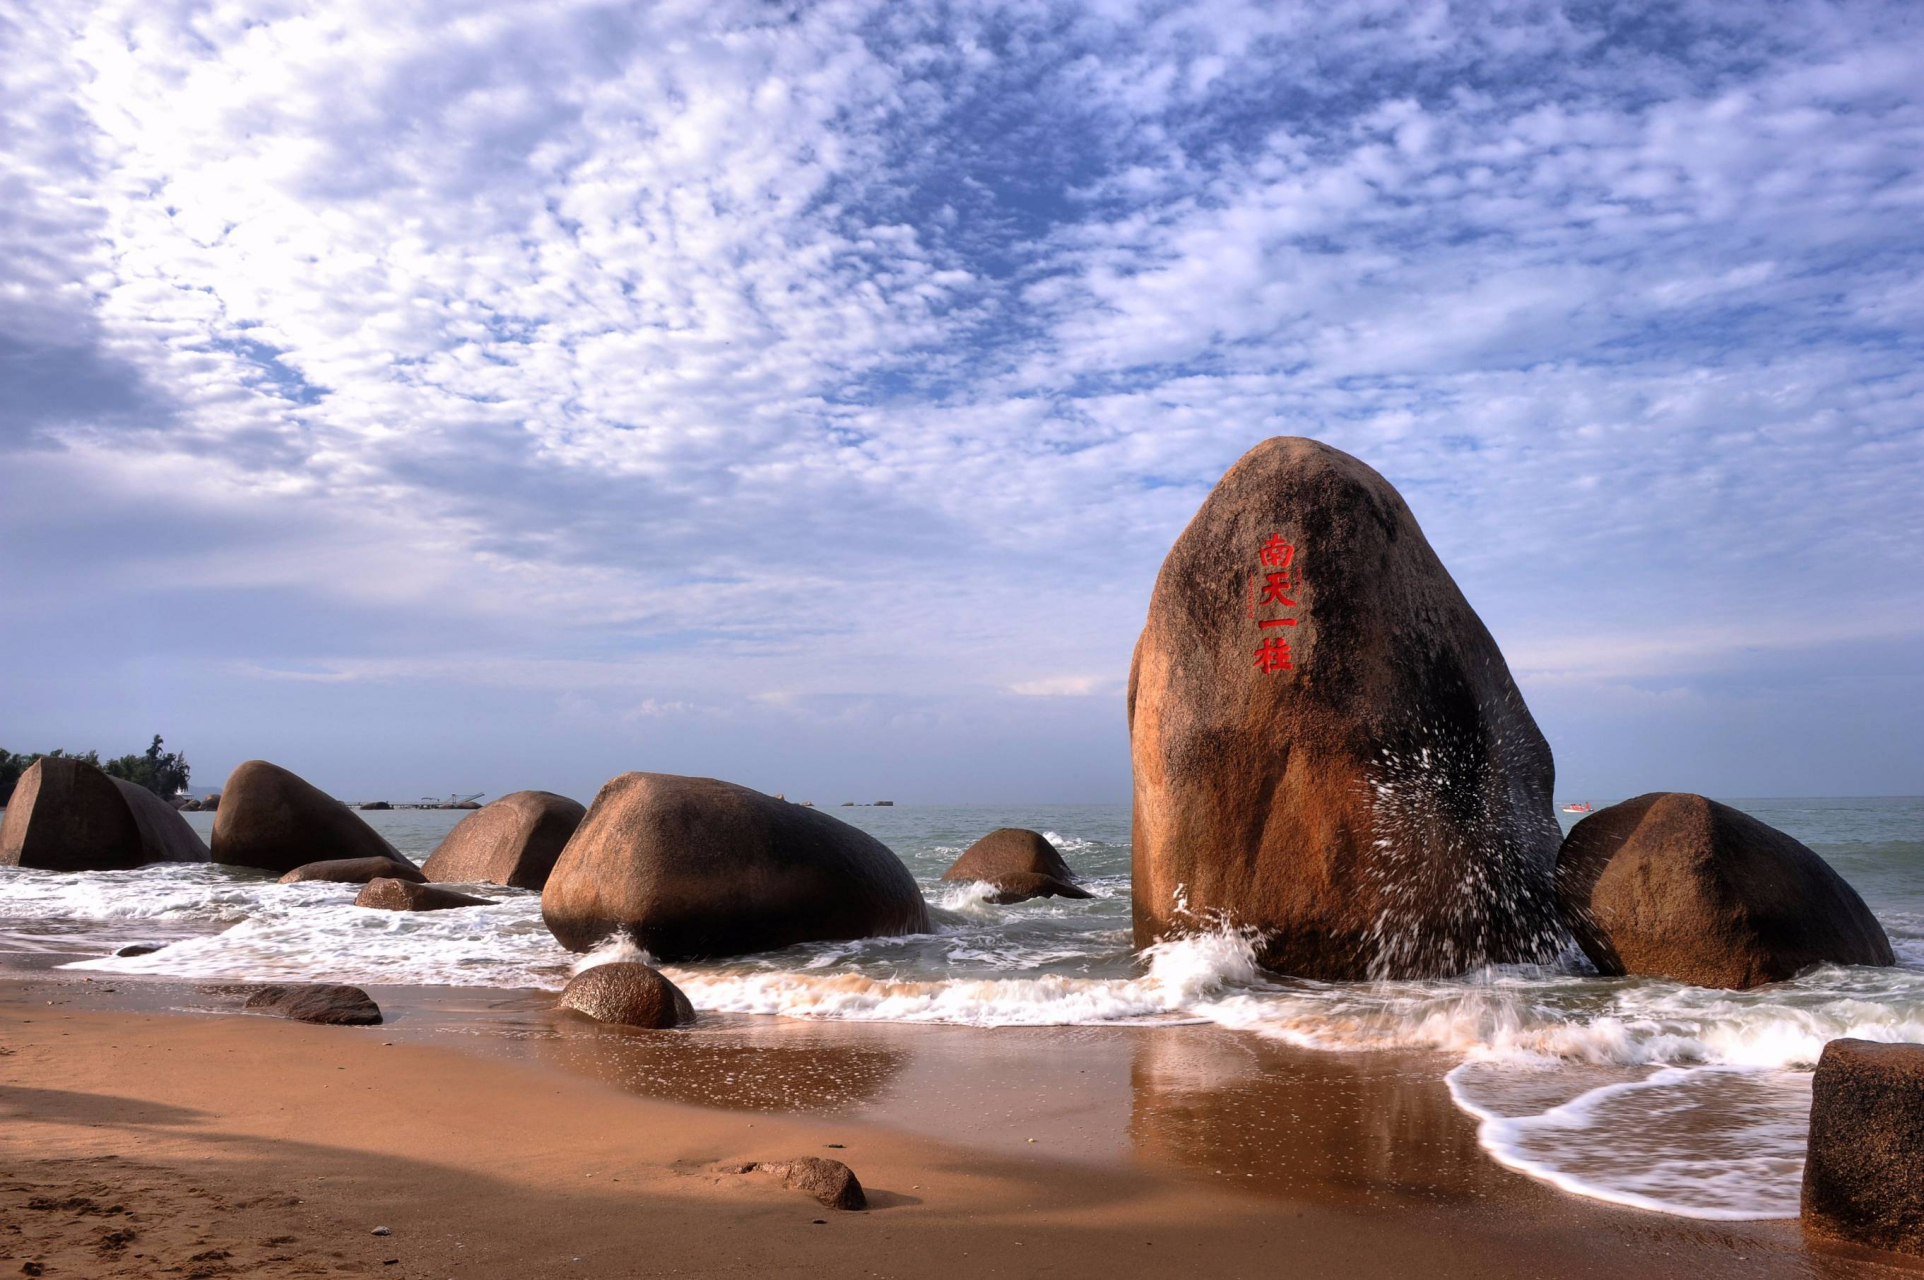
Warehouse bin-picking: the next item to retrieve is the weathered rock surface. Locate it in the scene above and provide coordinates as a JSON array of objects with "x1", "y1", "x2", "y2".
[
  {"x1": 719, "y1": 1157, "x2": 866, "y2": 1210},
  {"x1": 1557, "y1": 793, "x2": 1892, "y2": 989},
  {"x1": 355, "y1": 878, "x2": 491, "y2": 912},
  {"x1": 243, "y1": 983, "x2": 382, "y2": 1025},
  {"x1": 942, "y1": 828, "x2": 1092, "y2": 903},
  {"x1": 280, "y1": 856, "x2": 427, "y2": 885},
  {"x1": 0, "y1": 757, "x2": 209, "y2": 871},
  {"x1": 422, "y1": 790, "x2": 585, "y2": 889},
  {"x1": 541, "y1": 773, "x2": 929, "y2": 957},
  {"x1": 1130, "y1": 436, "x2": 1564, "y2": 980},
  {"x1": 1803, "y1": 1038, "x2": 1924, "y2": 1255},
  {"x1": 558, "y1": 961, "x2": 694, "y2": 1028},
  {"x1": 212, "y1": 760, "x2": 407, "y2": 875}
]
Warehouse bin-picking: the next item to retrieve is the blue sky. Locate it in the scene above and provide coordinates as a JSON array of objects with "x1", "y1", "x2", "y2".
[{"x1": 2, "y1": 0, "x2": 1919, "y2": 804}]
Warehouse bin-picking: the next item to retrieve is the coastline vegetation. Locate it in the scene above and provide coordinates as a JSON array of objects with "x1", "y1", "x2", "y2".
[{"x1": 0, "y1": 734, "x2": 190, "y2": 806}]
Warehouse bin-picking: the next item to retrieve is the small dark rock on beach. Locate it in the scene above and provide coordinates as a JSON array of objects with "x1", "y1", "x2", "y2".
[
  {"x1": 558, "y1": 962, "x2": 695, "y2": 1028},
  {"x1": 244, "y1": 983, "x2": 382, "y2": 1026}
]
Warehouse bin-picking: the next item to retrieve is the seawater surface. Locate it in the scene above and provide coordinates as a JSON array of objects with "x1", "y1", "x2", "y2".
[{"x1": 5, "y1": 797, "x2": 1921, "y2": 1222}]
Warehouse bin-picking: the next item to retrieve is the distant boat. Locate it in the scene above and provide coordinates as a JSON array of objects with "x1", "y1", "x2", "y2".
[{"x1": 1561, "y1": 802, "x2": 1593, "y2": 814}]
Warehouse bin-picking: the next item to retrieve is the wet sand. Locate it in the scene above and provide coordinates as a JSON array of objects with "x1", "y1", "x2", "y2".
[{"x1": 1, "y1": 971, "x2": 1914, "y2": 1278}]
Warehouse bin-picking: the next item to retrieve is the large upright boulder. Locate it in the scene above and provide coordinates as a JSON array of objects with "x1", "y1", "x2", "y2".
[
  {"x1": 0, "y1": 756, "x2": 209, "y2": 871},
  {"x1": 1129, "y1": 437, "x2": 1563, "y2": 980},
  {"x1": 211, "y1": 760, "x2": 407, "y2": 875},
  {"x1": 1556, "y1": 793, "x2": 1892, "y2": 989},
  {"x1": 422, "y1": 790, "x2": 585, "y2": 889},
  {"x1": 541, "y1": 773, "x2": 930, "y2": 957}
]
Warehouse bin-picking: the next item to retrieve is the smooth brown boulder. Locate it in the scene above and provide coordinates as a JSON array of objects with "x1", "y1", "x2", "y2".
[
  {"x1": 212, "y1": 760, "x2": 408, "y2": 875},
  {"x1": 1, "y1": 756, "x2": 209, "y2": 871},
  {"x1": 1557, "y1": 793, "x2": 1892, "y2": 989},
  {"x1": 558, "y1": 962, "x2": 694, "y2": 1028},
  {"x1": 422, "y1": 790, "x2": 585, "y2": 889},
  {"x1": 1802, "y1": 1039, "x2": 1924, "y2": 1255},
  {"x1": 355, "y1": 878, "x2": 491, "y2": 912},
  {"x1": 1130, "y1": 437, "x2": 1564, "y2": 980},
  {"x1": 280, "y1": 856, "x2": 427, "y2": 885},
  {"x1": 942, "y1": 828, "x2": 1093, "y2": 904},
  {"x1": 243, "y1": 983, "x2": 382, "y2": 1025},
  {"x1": 541, "y1": 773, "x2": 929, "y2": 957}
]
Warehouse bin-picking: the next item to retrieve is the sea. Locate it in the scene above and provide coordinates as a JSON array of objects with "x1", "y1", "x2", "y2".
[{"x1": 3, "y1": 796, "x2": 1920, "y2": 1222}]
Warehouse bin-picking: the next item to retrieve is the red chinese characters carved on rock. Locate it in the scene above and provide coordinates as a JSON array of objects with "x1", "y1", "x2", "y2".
[{"x1": 1250, "y1": 533, "x2": 1300, "y2": 674}]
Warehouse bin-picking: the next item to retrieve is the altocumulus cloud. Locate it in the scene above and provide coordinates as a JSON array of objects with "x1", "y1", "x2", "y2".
[{"x1": 1, "y1": 0, "x2": 1919, "y2": 802}]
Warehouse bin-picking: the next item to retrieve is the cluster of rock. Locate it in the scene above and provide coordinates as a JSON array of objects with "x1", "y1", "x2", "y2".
[
  {"x1": 1128, "y1": 436, "x2": 1893, "y2": 991},
  {"x1": 1125, "y1": 436, "x2": 1914, "y2": 1256}
]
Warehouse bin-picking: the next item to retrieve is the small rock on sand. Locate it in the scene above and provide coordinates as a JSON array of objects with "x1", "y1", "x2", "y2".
[
  {"x1": 718, "y1": 1157, "x2": 865, "y2": 1210},
  {"x1": 243, "y1": 983, "x2": 382, "y2": 1026}
]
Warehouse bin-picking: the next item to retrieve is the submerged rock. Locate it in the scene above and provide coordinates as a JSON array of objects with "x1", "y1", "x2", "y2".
[
  {"x1": 421, "y1": 790, "x2": 585, "y2": 890},
  {"x1": 1557, "y1": 793, "x2": 1892, "y2": 989},
  {"x1": 1129, "y1": 437, "x2": 1563, "y2": 979},
  {"x1": 280, "y1": 856, "x2": 427, "y2": 885},
  {"x1": 212, "y1": 760, "x2": 408, "y2": 875},
  {"x1": 355, "y1": 878, "x2": 491, "y2": 912},
  {"x1": 558, "y1": 961, "x2": 694, "y2": 1028},
  {"x1": 1803, "y1": 1038, "x2": 1924, "y2": 1255},
  {"x1": 244, "y1": 983, "x2": 382, "y2": 1025},
  {"x1": 115, "y1": 943, "x2": 163, "y2": 958},
  {"x1": 359, "y1": 800, "x2": 392, "y2": 811},
  {"x1": 541, "y1": 773, "x2": 929, "y2": 957},
  {"x1": 942, "y1": 828, "x2": 1092, "y2": 904},
  {"x1": 0, "y1": 756, "x2": 209, "y2": 871}
]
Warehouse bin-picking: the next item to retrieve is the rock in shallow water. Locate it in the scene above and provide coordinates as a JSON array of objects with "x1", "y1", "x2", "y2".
[
  {"x1": 244, "y1": 983, "x2": 382, "y2": 1025},
  {"x1": 281, "y1": 856, "x2": 427, "y2": 885},
  {"x1": 0, "y1": 756, "x2": 209, "y2": 872},
  {"x1": 421, "y1": 789, "x2": 584, "y2": 889},
  {"x1": 1556, "y1": 793, "x2": 1891, "y2": 989},
  {"x1": 558, "y1": 962, "x2": 694, "y2": 1028},
  {"x1": 1129, "y1": 436, "x2": 1564, "y2": 980},
  {"x1": 540, "y1": 773, "x2": 929, "y2": 958},
  {"x1": 942, "y1": 829, "x2": 1092, "y2": 904},
  {"x1": 355, "y1": 878, "x2": 492, "y2": 912},
  {"x1": 212, "y1": 760, "x2": 408, "y2": 875},
  {"x1": 1803, "y1": 1038, "x2": 1924, "y2": 1256}
]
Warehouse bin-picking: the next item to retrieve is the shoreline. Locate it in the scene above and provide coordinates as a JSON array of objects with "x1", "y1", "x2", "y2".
[{"x1": 3, "y1": 970, "x2": 1912, "y2": 1277}]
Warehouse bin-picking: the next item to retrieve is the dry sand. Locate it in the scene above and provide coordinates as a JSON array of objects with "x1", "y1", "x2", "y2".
[{"x1": 1, "y1": 974, "x2": 1915, "y2": 1279}]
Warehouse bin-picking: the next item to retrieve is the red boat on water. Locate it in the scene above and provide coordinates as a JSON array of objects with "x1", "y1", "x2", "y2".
[{"x1": 1561, "y1": 802, "x2": 1593, "y2": 814}]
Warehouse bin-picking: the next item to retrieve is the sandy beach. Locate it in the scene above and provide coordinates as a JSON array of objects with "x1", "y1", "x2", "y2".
[{"x1": 3, "y1": 969, "x2": 1912, "y2": 1280}]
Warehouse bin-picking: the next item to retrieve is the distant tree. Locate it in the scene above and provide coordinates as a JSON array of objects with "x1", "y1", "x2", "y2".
[
  {"x1": 0, "y1": 737, "x2": 187, "y2": 806},
  {"x1": 102, "y1": 735, "x2": 192, "y2": 799}
]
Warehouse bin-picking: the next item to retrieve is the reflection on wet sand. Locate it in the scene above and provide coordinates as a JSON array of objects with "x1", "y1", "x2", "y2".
[
  {"x1": 1127, "y1": 1028, "x2": 1523, "y2": 1207},
  {"x1": 533, "y1": 1012, "x2": 909, "y2": 1112}
]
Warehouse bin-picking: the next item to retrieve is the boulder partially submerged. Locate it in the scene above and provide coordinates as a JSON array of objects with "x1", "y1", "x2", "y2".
[
  {"x1": 942, "y1": 828, "x2": 1092, "y2": 904},
  {"x1": 212, "y1": 760, "x2": 408, "y2": 875},
  {"x1": 1129, "y1": 437, "x2": 1564, "y2": 979},
  {"x1": 1557, "y1": 792, "x2": 1892, "y2": 989},
  {"x1": 355, "y1": 878, "x2": 492, "y2": 912},
  {"x1": 0, "y1": 756, "x2": 209, "y2": 871},
  {"x1": 541, "y1": 773, "x2": 929, "y2": 957},
  {"x1": 558, "y1": 961, "x2": 694, "y2": 1028},
  {"x1": 243, "y1": 983, "x2": 382, "y2": 1026},
  {"x1": 1803, "y1": 1038, "x2": 1924, "y2": 1256},
  {"x1": 281, "y1": 856, "x2": 427, "y2": 886},
  {"x1": 422, "y1": 790, "x2": 585, "y2": 889}
]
